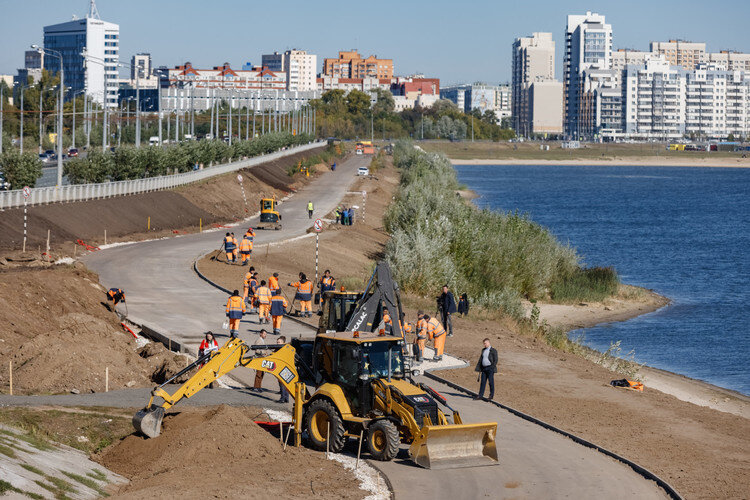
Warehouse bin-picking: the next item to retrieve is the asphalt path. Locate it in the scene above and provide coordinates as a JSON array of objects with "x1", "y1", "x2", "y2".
[{"x1": 77, "y1": 151, "x2": 668, "y2": 499}]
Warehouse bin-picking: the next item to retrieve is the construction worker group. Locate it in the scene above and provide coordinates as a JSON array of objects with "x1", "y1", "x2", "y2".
[{"x1": 222, "y1": 228, "x2": 254, "y2": 265}]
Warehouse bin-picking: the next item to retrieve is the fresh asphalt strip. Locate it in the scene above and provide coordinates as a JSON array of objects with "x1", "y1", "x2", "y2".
[{"x1": 194, "y1": 255, "x2": 683, "y2": 500}]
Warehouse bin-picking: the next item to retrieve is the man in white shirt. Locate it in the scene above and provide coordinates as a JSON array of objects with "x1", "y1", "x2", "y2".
[{"x1": 474, "y1": 338, "x2": 498, "y2": 400}]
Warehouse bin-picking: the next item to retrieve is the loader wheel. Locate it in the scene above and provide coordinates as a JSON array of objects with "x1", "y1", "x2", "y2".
[
  {"x1": 367, "y1": 419, "x2": 399, "y2": 461},
  {"x1": 304, "y1": 399, "x2": 346, "y2": 453}
]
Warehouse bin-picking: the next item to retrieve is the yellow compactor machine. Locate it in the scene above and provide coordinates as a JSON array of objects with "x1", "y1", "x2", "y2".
[{"x1": 133, "y1": 333, "x2": 498, "y2": 469}]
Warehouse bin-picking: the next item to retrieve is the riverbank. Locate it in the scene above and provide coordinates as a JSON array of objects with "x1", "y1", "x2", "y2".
[{"x1": 198, "y1": 153, "x2": 750, "y2": 498}]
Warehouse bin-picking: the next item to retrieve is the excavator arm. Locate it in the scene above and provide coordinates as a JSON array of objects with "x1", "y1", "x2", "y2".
[{"x1": 133, "y1": 338, "x2": 307, "y2": 439}]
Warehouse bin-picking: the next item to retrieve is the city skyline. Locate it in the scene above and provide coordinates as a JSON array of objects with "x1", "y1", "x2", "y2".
[{"x1": 1, "y1": 0, "x2": 749, "y2": 85}]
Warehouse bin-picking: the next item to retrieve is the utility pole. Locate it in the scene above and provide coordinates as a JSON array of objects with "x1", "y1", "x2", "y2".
[
  {"x1": 0, "y1": 85, "x2": 3, "y2": 155},
  {"x1": 471, "y1": 116, "x2": 474, "y2": 142},
  {"x1": 228, "y1": 91, "x2": 232, "y2": 146},
  {"x1": 39, "y1": 87, "x2": 43, "y2": 154},
  {"x1": 135, "y1": 72, "x2": 141, "y2": 147},
  {"x1": 85, "y1": 92, "x2": 90, "y2": 150},
  {"x1": 209, "y1": 89, "x2": 214, "y2": 139},
  {"x1": 20, "y1": 87, "x2": 24, "y2": 154}
]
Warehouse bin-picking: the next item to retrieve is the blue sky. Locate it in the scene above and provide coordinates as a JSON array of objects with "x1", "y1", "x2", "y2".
[{"x1": 2, "y1": 0, "x2": 749, "y2": 84}]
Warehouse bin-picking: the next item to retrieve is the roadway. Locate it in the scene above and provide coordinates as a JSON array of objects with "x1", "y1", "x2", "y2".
[{"x1": 81, "y1": 153, "x2": 668, "y2": 499}]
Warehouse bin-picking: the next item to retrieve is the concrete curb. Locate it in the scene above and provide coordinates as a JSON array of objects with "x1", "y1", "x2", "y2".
[{"x1": 422, "y1": 371, "x2": 683, "y2": 500}]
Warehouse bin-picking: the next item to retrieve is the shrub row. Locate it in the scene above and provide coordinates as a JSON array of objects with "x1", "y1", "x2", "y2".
[
  {"x1": 384, "y1": 141, "x2": 618, "y2": 317},
  {"x1": 64, "y1": 132, "x2": 313, "y2": 184}
]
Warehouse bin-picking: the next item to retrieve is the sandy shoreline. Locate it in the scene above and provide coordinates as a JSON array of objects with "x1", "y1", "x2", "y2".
[
  {"x1": 452, "y1": 157, "x2": 750, "y2": 167},
  {"x1": 528, "y1": 290, "x2": 750, "y2": 418}
]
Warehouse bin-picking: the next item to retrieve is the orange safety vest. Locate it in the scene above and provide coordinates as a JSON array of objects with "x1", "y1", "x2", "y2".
[
  {"x1": 245, "y1": 228, "x2": 255, "y2": 240},
  {"x1": 255, "y1": 286, "x2": 272, "y2": 304},
  {"x1": 402, "y1": 322, "x2": 413, "y2": 335},
  {"x1": 416, "y1": 318, "x2": 428, "y2": 339},
  {"x1": 269, "y1": 276, "x2": 280, "y2": 291},
  {"x1": 321, "y1": 276, "x2": 335, "y2": 292},
  {"x1": 291, "y1": 280, "x2": 313, "y2": 300},
  {"x1": 243, "y1": 272, "x2": 253, "y2": 286},
  {"x1": 226, "y1": 295, "x2": 246, "y2": 315},
  {"x1": 270, "y1": 295, "x2": 288, "y2": 316},
  {"x1": 426, "y1": 317, "x2": 445, "y2": 339},
  {"x1": 239, "y1": 238, "x2": 252, "y2": 253}
]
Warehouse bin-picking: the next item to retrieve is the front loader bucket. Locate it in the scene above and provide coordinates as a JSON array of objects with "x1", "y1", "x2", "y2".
[
  {"x1": 408, "y1": 422, "x2": 498, "y2": 469},
  {"x1": 133, "y1": 407, "x2": 165, "y2": 438}
]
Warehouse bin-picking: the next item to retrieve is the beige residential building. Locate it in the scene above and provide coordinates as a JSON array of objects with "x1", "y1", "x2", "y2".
[
  {"x1": 707, "y1": 51, "x2": 750, "y2": 72},
  {"x1": 650, "y1": 40, "x2": 706, "y2": 70},
  {"x1": 611, "y1": 49, "x2": 651, "y2": 71},
  {"x1": 512, "y1": 32, "x2": 562, "y2": 135}
]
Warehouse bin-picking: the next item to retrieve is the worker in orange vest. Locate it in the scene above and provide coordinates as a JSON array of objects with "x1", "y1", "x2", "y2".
[
  {"x1": 245, "y1": 227, "x2": 255, "y2": 241},
  {"x1": 269, "y1": 272, "x2": 281, "y2": 296},
  {"x1": 231, "y1": 233, "x2": 239, "y2": 262},
  {"x1": 399, "y1": 312, "x2": 411, "y2": 339},
  {"x1": 270, "y1": 294, "x2": 289, "y2": 335},
  {"x1": 254, "y1": 280, "x2": 272, "y2": 324},
  {"x1": 289, "y1": 273, "x2": 313, "y2": 317},
  {"x1": 225, "y1": 290, "x2": 246, "y2": 338},
  {"x1": 238, "y1": 235, "x2": 252, "y2": 265},
  {"x1": 382, "y1": 306, "x2": 393, "y2": 335},
  {"x1": 423, "y1": 313, "x2": 446, "y2": 361},
  {"x1": 106, "y1": 287, "x2": 125, "y2": 307},
  {"x1": 242, "y1": 267, "x2": 255, "y2": 301},
  {"x1": 415, "y1": 311, "x2": 427, "y2": 362},
  {"x1": 223, "y1": 233, "x2": 236, "y2": 263}
]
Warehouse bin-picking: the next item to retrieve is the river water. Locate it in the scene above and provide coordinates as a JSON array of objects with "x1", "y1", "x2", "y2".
[{"x1": 454, "y1": 164, "x2": 750, "y2": 396}]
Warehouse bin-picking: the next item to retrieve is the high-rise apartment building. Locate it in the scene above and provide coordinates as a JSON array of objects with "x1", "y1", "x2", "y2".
[
  {"x1": 131, "y1": 53, "x2": 151, "y2": 80},
  {"x1": 262, "y1": 49, "x2": 317, "y2": 91},
  {"x1": 650, "y1": 40, "x2": 706, "y2": 70},
  {"x1": 323, "y1": 50, "x2": 393, "y2": 79},
  {"x1": 707, "y1": 51, "x2": 750, "y2": 72},
  {"x1": 43, "y1": 2, "x2": 119, "y2": 107},
  {"x1": 563, "y1": 12, "x2": 612, "y2": 137},
  {"x1": 512, "y1": 32, "x2": 562, "y2": 135}
]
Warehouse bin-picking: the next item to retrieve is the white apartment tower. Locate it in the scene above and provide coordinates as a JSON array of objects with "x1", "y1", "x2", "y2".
[
  {"x1": 512, "y1": 32, "x2": 562, "y2": 135},
  {"x1": 43, "y1": 0, "x2": 119, "y2": 107},
  {"x1": 563, "y1": 12, "x2": 612, "y2": 137},
  {"x1": 261, "y1": 49, "x2": 317, "y2": 91}
]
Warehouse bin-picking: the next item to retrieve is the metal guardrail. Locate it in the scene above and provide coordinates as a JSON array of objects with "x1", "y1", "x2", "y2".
[{"x1": 0, "y1": 141, "x2": 324, "y2": 210}]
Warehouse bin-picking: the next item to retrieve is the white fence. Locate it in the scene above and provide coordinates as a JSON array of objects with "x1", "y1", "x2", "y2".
[{"x1": 0, "y1": 142, "x2": 324, "y2": 210}]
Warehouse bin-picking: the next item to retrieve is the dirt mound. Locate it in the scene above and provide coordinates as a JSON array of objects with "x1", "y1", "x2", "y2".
[
  {"x1": 0, "y1": 266, "x2": 188, "y2": 394},
  {"x1": 97, "y1": 405, "x2": 364, "y2": 499},
  {"x1": 137, "y1": 343, "x2": 191, "y2": 384}
]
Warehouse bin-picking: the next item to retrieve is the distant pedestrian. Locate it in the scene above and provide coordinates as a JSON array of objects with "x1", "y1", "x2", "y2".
[
  {"x1": 269, "y1": 272, "x2": 281, "y2": 296},
  {"x1": 277, "y1": 336, "x2": 290, "y2": 403},
  {"x1": 334, "y1": 206, "x2": 342, "y2": 224},
  {"x1": 289, "y1": 273, "x2": 313, "y2": 317},
  {"x1": 225, "y1": 290, "x2": 246, "y2": 338},
  {"x1": 252, "y1": 329, "x2": 269, "y2": 393},
  {"x1": 340, "y1": 206, "x2": 348, "y2": 225},
  {"x1": 474, "y1": 338, "x2": 498, "y2": 400},
  {"x1": 332, "y1": 161, "x2": 337, "y2": 171},
  {"x1": 198, "y1": 331, "x2": 220, "y2": 388},
  {"x1": 457, "y1": 293, "x2": 469, "y2": 317},
  {"x1": 347, "y1": 207, "x2": 355, "y2": 225},
  {"x1": 307, "y1": 200, "x2": 314, "y2": 219},
  {"x1": 239, "y1": 235, "x2": 253, "y2": 266},
  {"x1": 439, "y1": 285, "x2": 457, "y2": 337},
  {"x1": 231, "y1": 233, "x2": 239, "y2": 262},
  {"x1": 254, "y1": 280, "x2": 272, "y2": 324}
]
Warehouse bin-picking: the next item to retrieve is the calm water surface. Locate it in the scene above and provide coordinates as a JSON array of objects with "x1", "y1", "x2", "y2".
[{"x1": 455, "y1": 164, "x2": 749, "y2": 395}]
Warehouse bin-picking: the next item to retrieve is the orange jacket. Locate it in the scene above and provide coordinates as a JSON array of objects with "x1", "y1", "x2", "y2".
[
  {"x1": 270, "y1": 295, "x2": 289, "y2": 316},
  {"x1": 239, "y1": 238, "x2": 252, "y2": 252},
  {"x1": 255, "y1": 286, "x2": 272, "y2": 304},
  {"x1": 416, "y1": 318, "x2": 428, "y2": 339},
  {"x1": 426, "y1": 317, "x2": 445, "y2": 339},
  {"x1": 290, "y1": 280, "x2": 313, "y2": 300},
  {"x1": 226, "y1": 296, "x2": 246, "y2": 318},
  {"x1": 269, "y1": 276, "x2": 280, "y2": 292}
]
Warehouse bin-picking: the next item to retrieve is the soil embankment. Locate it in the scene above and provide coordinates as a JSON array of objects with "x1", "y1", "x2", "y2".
[
  {"x1": 0, "y1": 148, "x2": 328, "y2": 252},
  {"x1": 200, "y1": 155, "x2": 750, "y2": 499},
  {"x1": 0, "y1": 265, "x2": 189, "y2": 395},
  {"x1": 97, "y1": 405, "x2": 365, "y2": 499}
]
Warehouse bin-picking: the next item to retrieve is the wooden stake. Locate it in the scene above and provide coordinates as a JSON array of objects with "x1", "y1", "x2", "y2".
[
  {"x1": 279, "y1": 421, "x2": 283, "y2": 444},
  {"x1": 169, "y1": 339, "x2": 172, "y2": 351},
  {"x1": 326, "y1": 421, "x2": 330, "y2": 459},
  {"x1": 74, "y1": 243, "x2": 77, "y2": 257},
  {"x1": 105, "y1": 367, "x2": 109, "y2": 392},
  {"x1": 199, "y1": 218, "x2": 202, "y2": 233},
  {"x1": 104, "y1": 229, "x2": 107, "y2": 245},
  {"x1": 147, "y1": 216, "x2": 151, "y2": 231},
  {"x1": 46, "y1": 229, "x2": 50, "y2": 255},
  {"x1": 356, "y1": 430, "x2": 364, "y2": 469},
  {"x1": 9, "y1": 361, "x2": 12, "y2": 396},
  {"x1": 283, "y1": 423, "x2": 293, "y2": 451}
]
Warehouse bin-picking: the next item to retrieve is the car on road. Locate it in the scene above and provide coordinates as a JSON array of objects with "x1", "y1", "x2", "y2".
[
  {"x1": 0, "y1": 173, "x2": 10, "y2": 191},
  {"x1": 68, "y1": 148, "x2": 79, "y2": 157},
  {"x1": 357, "y1": 166, "x2": 369, "y2": 176},
  {"x1": 39, "y1": 153, "x2": 51, "y2": 162}
]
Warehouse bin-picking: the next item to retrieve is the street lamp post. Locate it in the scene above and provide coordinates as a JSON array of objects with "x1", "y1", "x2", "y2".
[
  {"x1": 32, "y1": 45, "x2": 64, "y2": 186},
  {"x1": 0, "y1": 85, "x2": 3, "y2": 155}
]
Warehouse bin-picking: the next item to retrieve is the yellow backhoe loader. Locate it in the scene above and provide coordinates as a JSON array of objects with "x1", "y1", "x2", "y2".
[{"x1": 133, "y1": 332, "x2": 498, "y2": 469}]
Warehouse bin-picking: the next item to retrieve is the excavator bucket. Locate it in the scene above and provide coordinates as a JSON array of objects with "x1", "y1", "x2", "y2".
[
  {"x1": 133, "y1": 407, "x2": 165, "y2": 438},
  {"x1": 408, "y1": 422, "x2": 498, "y2": 469}
]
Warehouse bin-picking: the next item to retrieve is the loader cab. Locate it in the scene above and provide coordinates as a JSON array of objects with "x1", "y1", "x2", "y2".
[
  {"x1": 313, "y1": 334, "x2": 405, "y2": 417},
  {"x1": 318, "y1": 291, "x2": 362, "y2": 333}
]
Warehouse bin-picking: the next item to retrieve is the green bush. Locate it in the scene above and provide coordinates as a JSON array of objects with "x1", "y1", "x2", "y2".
[
  {"x1": 550, "y1": 267, "x2": 619, "y2": 303},
  {"x1": 62, "y1": 132, "x2": 314, "y2": 184},
  {"x1": 0, "y1": 149, "x2": 43, "y2": 188},
  {"x1": 384, "y1": 141, "x2": 617, "y2": 318}
]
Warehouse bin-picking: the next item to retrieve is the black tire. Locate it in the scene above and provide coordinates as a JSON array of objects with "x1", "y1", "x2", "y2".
[
  {"x1": 366, "y1": 419, "x2": 399, "y2": 461},
  {"x1": 304, "y1": 399, "x2": 346, "y2": 453}
]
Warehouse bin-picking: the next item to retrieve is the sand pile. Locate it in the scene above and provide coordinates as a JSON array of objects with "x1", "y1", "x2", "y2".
[{"x1": 97, "y1": 405, "x2": 364, "y2": 499}]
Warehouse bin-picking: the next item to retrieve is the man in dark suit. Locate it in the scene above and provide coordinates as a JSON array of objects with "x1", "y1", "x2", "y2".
[
  {"x1": 474, "y1": 338, "x2": 498, "y2": 400},
  {"x1": 438, "y1": 284, "x2": 457, "y2": 337}
]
